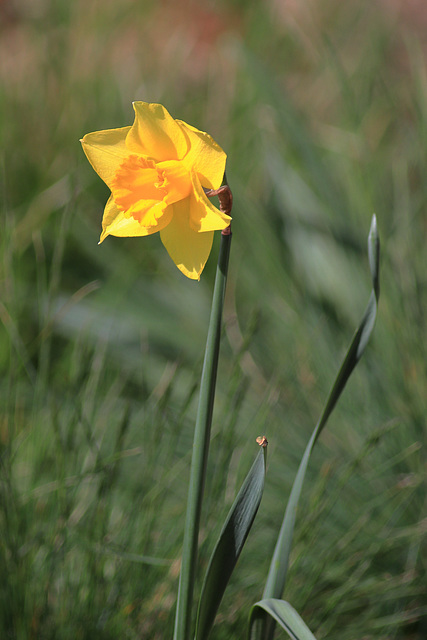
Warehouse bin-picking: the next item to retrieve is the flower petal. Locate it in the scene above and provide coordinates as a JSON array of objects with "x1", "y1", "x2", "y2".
[
  {"x1": 156, "y1": 160, "x2": 192, "y2": 205},
  {"x1": 177, "y1": 120, "x2": 226, "y2": 190},
  {"x1": 100, "y1": 194, "x2": 172, "y2": 242},
  {"x1": 126, "y1": 102, "x2": 188, "y2": 162},
  {"x1": 80, "y1": 127, "x2": 131, "y2": 188},
  {"x1": 160, "y1": 199, "x2": 214, "y2": 280},
  {"x1": 111, "y1": 156, "x2": 161, "y2": 207},
  {"x1": 189, "y1": 172, "x2": 231, "y2": 232}
]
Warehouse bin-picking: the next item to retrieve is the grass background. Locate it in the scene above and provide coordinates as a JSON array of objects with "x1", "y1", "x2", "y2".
[{"x1": 1, "y1": 0, "x2": 426, "y2": 638}]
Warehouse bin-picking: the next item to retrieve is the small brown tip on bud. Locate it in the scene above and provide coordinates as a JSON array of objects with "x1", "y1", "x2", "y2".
[{"x1": 256, "y1": 435, "x2": 268, "y2": 448}]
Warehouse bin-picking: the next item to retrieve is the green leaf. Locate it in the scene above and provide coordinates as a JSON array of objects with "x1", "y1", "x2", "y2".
[
  {"x1": 253, "y1": 216, "x2": 380, "y2": 640},
  {"x1": 195, "y1": 443, "x2": 267, "y2": 640},
  {"x1": 249, "y1": 599, "x2": 318, "y2": 640}
]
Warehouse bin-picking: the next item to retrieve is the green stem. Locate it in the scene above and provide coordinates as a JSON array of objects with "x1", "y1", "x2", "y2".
[{"x1": 173, "y1": 229, "x2": 232, "y2": 640}]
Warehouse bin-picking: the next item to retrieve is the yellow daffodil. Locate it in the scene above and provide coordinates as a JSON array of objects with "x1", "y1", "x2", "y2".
[{"x1": 81, "y1": 102, "x2": 231, "y2": 279}]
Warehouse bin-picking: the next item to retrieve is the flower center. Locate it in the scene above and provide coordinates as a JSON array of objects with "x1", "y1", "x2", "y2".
[{"x1": 111, "y1": 155, "x2": 192, "y2": 227}]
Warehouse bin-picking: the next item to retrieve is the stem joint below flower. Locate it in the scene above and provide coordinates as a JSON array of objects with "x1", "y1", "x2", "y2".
[{"x1": 205, "y1": 185, "x2": 233, "y2": 234}]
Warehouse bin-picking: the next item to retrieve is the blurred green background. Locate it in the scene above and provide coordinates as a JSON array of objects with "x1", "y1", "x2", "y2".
[{"x1": 1, "y1": 0, "x2": 426, "y2": 638}]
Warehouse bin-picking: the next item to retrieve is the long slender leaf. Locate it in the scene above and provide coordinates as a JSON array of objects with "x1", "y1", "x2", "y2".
[
  {"x1": 195, "y1": 443, "x2": 267, "y2": 640},
  {"x1": 249, "y1": 599, "x2": 318, "y2": 640},
  {"x1": 251, "y1": 216, "x2": 380, "y2": 640}
]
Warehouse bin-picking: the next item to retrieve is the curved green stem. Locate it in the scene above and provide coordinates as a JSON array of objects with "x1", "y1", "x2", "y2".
[{"x1": 173, "y1": 228, "x2": 232, "y2": 640}]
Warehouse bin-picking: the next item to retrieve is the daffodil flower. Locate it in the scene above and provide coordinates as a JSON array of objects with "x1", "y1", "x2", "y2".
[{"x1": 81, "y1": 102, "x2": 231, "y2": 279}]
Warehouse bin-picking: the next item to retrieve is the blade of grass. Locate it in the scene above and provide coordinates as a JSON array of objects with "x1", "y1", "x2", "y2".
[
  {"x1": 249, "y1": 599, "x2": 318, "y2": 640},
  {"x1": 195, "y1": 442, "x2": 267, "y2": 640},
  {"x1": 253, "y1": 216, "x2": 380, "y2": 640}
]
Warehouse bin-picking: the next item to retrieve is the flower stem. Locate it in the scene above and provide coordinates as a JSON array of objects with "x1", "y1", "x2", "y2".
[{"x1": 173, "y1": 221, "x2": 232, "y2": 640}]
